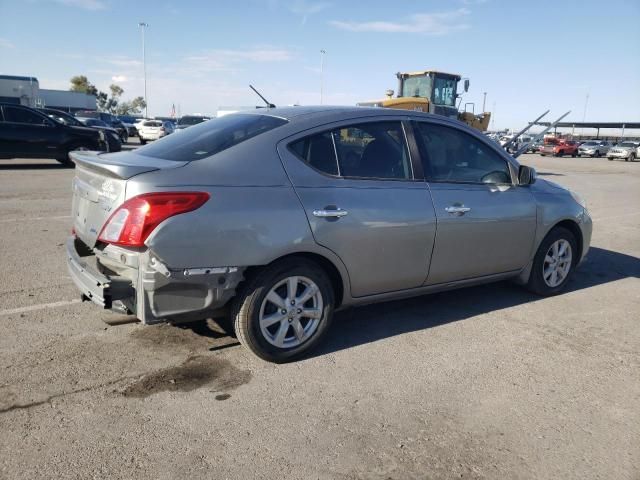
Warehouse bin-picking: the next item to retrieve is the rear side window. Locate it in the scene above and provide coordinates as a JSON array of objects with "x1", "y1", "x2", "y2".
[
  {"x1": 3, "y1": 106, "x2": 48, "y2": 125},
  {"x1": 289, "y1": 121, "x2": 412, "y2": 180},
  {"x1": 137, "y1": 114, "x2": 287, "y2": 161}
]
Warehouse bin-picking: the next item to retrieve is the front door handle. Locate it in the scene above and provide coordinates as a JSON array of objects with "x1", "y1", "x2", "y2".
[
  {"x1": 445, "y1": 206, "x2": 471, "y2": 215},
  {"x1": 313, "y1": 208, "x2": 348, "y2": 218}
]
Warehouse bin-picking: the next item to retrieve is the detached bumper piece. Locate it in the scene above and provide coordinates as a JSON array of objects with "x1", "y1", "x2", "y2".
[{"x1": 66, "y1": 238, "x2": 133, "y2": 309}]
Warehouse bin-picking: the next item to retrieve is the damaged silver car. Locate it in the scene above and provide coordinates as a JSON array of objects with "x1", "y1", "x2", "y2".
[{"x1": 67, "y1": 106, "x2": 592, "y2": 362}]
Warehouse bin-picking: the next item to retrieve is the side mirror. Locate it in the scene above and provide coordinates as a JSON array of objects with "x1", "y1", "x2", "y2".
[
  {"x1": 464, "y1": 79, "x2": 470, "y2": 92},
  {"x1": 518, "y1": 165, "x2": 537, "y2": 185}
]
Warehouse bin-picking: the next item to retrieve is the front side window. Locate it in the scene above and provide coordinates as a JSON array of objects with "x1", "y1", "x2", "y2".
[
  {"x1": 137, "y1": 113, "x2": 287, "y2": 161},
  {"x1": 415, "y1": 122, "x2": 512, "y2": 184},
  {"x1": 3, "y1": 106, "x2": 49, "y2": 125},
  {"x1": 289, "y1": 121, "x2": 412, "y2": 180}
]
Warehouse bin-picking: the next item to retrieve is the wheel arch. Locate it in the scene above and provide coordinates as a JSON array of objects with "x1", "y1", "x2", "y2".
[
  {"x1": 243, "y1": 252, "x2": 347, "y2": 308},
  {"x1": 552, "y1": 219, "x2": 584, "y2": 263}
]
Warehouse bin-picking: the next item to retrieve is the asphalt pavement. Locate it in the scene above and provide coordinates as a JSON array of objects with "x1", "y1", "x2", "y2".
[{"x1": 0, "y1": 152, "x2": 638, "y2": 479}]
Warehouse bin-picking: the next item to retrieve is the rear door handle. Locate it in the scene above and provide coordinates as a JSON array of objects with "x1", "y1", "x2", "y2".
[
  {"x1": 445, "y1": 206, "x2": 471, "y2": 215},
  {"x1": 313, "y1": 208, "x2": 348, "y2": 218}
]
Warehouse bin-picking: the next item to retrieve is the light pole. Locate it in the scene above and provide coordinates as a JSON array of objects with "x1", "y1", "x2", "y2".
[
  {"x1": 581, "y1": 92, "x2": 589, "y2": 137},
  {"x1": 482, "y1": 92, "x2": 487, "y2": 112},
  {"x1": 320, "y1": 49, "x2": 326, "y2": 105},
  {"x1": 138, "y1": 22, "x2": 149, "y2": 117}
]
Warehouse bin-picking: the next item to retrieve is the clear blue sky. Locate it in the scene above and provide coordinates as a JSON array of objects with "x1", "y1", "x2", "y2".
[{"x1": 1, "y1": 0, "x2": 639, "y2": 130}]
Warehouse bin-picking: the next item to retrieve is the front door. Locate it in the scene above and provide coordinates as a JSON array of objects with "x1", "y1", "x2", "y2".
[
  {"x1": 1, "y1": 105, "x2": 59, "y2": 158},
  {"x1": 412, "y1": 120, "x2": 537, "y2": 285},
  {"x1": 278, "y1": 120, "x2": 437, "y2": 297}
]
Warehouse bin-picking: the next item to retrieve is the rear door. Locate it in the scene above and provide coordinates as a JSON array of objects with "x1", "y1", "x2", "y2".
[
  {"x1": 278, "y1": 119, "x2": 436, "y2": 297},
  {"x1": 1, "y1": 105, "x2": 60, "y2": 158},
  {"x1": 413, "y1": 120, "x2": 537, "y2": 285}
]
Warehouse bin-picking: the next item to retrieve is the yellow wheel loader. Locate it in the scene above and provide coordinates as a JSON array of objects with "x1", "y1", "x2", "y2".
[{"x1": 357, "y1": 70, "x2": 491, "y2": 132}]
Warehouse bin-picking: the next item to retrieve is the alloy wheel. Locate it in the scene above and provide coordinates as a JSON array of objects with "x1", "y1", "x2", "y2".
[
  {"x1": 259, "y1": 276, "x2": 323, "y2": 348},
  {"x1": 543, "y1": 239, "x2": 573, "y2": 287}
]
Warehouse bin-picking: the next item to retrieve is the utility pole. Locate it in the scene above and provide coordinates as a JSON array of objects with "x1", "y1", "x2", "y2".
[
  {"x1": 138, "y1": 22, "x2": 149, "y2": 118},
  {"x1": 491, "y1": 101, "x2": 496, "y2": 130},
  {"x1": 320, "y1": 49, "x2": 326, "y2": 105},
  {"x1": 482, "y1": 92, "x2": 487, "y2": 112}
]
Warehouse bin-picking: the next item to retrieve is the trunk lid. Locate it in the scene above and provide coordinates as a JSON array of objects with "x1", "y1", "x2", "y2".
[{"x1": 70, "y1": 151, "x2": 188, "y2": 247}]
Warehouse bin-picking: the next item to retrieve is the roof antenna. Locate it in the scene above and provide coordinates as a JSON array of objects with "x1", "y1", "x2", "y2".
[{"x1": 249, "y1": 84, "x2": 276, "y2": 109}]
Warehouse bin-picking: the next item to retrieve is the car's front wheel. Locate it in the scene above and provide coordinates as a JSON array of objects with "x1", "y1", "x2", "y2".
[
  {"x1": 232, "y1": 259, "x2": 335, "y2": 362},
  {"x1": 527, "y1": 227, "x2": 577, "y2": 295}
]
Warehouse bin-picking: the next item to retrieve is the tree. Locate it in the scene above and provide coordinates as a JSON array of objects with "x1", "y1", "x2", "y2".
[
  {"x1": 69, "y1": 75, "x2": 98, "y2": 96},
  {"x1": 70, "y1": 76, "x2": 145, "y2": 115},
  {"x1": 115, "y1": 96, "x2": 146, "y2": 115}
]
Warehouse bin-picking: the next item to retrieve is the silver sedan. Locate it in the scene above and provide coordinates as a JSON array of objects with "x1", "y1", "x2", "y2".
[{"x1": 66, "y1": 106, "x2": 592, "y2": 362}]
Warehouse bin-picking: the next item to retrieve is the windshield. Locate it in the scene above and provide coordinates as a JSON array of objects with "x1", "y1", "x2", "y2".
[
  {"x1": 582, "y1": 141, "x2": 597, "y2": 146},
  {"x1": 401, "y1": 75, "x2": 432, "y2": 98},
  {"x1": 178, "y1": 116, "x2": 207, "y2": 126},
  {"x1": 433, "y1": 76, "x2": 457, "y2": 106},
  {"x1": 619, "y1": 142, "x2": 636, "y2": 148},
  {"x1": 137, "y1": 113, "x2": 288, "y2": 161},
  {"x1": 45, "y1": 111, "x2": 83, "y2": 127}
]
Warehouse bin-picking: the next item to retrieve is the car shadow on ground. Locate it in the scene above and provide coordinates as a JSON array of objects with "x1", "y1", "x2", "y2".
[
  {"x1": 180, "y1": 247, "x2": 639, "y2": 359},
  {"x1": 0, "y1": 162, "x2": 70, "y2": 170},
  {"x1": 308, "y1": 246, "x2": 640, "y2": 359}
]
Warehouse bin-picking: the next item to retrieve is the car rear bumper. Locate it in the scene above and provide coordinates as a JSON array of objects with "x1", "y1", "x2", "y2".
[{"x1": 66, "y1": 237, "x2": 133, "y2": 310}]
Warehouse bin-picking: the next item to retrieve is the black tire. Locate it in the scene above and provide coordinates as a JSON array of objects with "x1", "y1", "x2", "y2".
[
  {"x1": 55, "y1": 157, "x2": 75, "y2": 167},
  {"x1": 608, "y1": 157, "x2": 614, "y2": 161},
  {"x1": 527, "y1": 226, "x2": 578, "y2": 296},
  {"x1": 630, "y1": 153, "x2": 636, "y2": 162},
  {"x1": 571, "y1": 151, "x2": 577, "y2": 157},
  {"x1": 555, "y1": 150, "x2": 564, "y2": 157},
  {"x1": 140, "y1": 138, "x2": 147, "y2": 145},
  {"x1": 594, "y1": 150, "x2": 600, "y2": 158},
  {"x1": 232, "y1": 258, "x2": 335, "y2": 363}
]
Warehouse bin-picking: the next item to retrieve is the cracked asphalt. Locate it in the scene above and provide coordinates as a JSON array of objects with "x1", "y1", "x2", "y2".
[{"x1": 0, "y1": 153, "x2": 638, "y2": 479}]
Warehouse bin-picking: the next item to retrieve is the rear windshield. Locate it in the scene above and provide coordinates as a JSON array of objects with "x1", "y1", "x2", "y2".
[
  {"x1": 136, "y1": 113, "x2": 288, "y2": 161},
  {"x1": 178, "y1": 116, "x2": 207, "y2": 126},
  {"x1": 144, "y1": 121, "x2": 162, "y2": 127}
]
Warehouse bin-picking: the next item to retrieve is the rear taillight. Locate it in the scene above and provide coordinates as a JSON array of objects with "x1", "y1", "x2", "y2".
[
  {"x1": 98, "y1": 192, "x2": 210, "y2": 247},
  {"x1": 160, "y1": 127, "x2": 165, "y2": 132}
]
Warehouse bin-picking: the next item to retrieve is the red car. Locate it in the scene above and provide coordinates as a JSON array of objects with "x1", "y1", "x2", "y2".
[{"x1": 540, "y1": 140, "x2": 579, "y2": 157}]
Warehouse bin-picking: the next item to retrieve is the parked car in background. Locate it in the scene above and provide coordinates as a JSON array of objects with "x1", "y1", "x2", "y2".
[
  {"x1": 41, "y1": 109, "x2": 121, "y2": 153},
  {"x1": 577, "y1": 140, "x2": 612, "y2": 157},
  {"x1": 526, "y1": 139, "x2": 544, "y2": 153},
  {"x1": 138, "y1": 120, "x2": 175, "y2": 144},
  {"x1": 607, "y1": 141, "x2": 639, "y2": 162},
  {"x1": 0, "y1": 103, "x2": 107, "y2": 165},
  {"x1": 540, "y1": 140, "x2": 579, "y2": 157},
  {"x1": 75, "y1": 117, "x2": 122, "y2": 152},
  {"x1": 176, "y1": 115, "x2": 210, "y2": 130},
  {"x1": 66, "y1": 106, "x2": 592, "y2": 362},
  {"x1": 116, "y1": 115, "x2": 142, "y2": 137},
  {"x1": 74, "y1": 110, "x2": 128, "y2": 143}
]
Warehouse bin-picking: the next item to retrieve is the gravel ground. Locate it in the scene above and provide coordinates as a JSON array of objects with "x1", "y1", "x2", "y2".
[{"x1": 0, "y1": 154, "x2": 638, "y2": 479}]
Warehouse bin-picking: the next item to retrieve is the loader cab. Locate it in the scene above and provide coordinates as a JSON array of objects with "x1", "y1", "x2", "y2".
[{"x1": 396, "y1": 71, "x2": 462, "y2": 119}]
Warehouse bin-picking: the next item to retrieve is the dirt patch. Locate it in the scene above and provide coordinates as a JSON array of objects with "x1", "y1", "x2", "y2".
[
  {"x1": 121, "y1": 356, "x2": 251, "y2": 398},
  {"x1": 129, "y1": 323, "x2": 215, "y2": 353}
]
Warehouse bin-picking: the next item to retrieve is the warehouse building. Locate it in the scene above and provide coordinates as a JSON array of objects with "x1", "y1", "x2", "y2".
[{"x1": 0, "y1": 74, "x2": 96, "y2": 112}]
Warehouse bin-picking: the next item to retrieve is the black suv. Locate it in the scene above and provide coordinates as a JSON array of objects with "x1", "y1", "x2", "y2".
[
  {"x1": 0, "y1": 103, "x2": 107, "y2": 166},
  {"x1": 74, "y1": 110, "x2": 128, "y2": 143}
]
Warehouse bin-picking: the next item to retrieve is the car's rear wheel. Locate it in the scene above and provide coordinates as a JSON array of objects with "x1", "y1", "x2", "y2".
[
  {"x1": 232, "y1": 259, "x2": 335, "y2": 363},
  {"x1": 608, "y1": 157, "x2": 614, "y2": 161},
  {"x1": 140, "y1": 138, "x2": 147, "y2": 145},
  {"x1": 58, "y1": 143, "x2": 90, "y2": 167},
  {"x1": 555, "y1": 150, "x2": 564, "y2": 157},
  {"x1": 629, "y1": 153, "x2": 636, "y2": 162},
  {"x1": 527, "y1": 227, "x2": 577, "y2": 296}
]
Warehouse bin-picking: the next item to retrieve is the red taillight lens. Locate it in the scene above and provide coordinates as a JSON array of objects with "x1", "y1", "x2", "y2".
[{"x1": 98, "y1": 192, "x2": 210, "y2": 247}]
